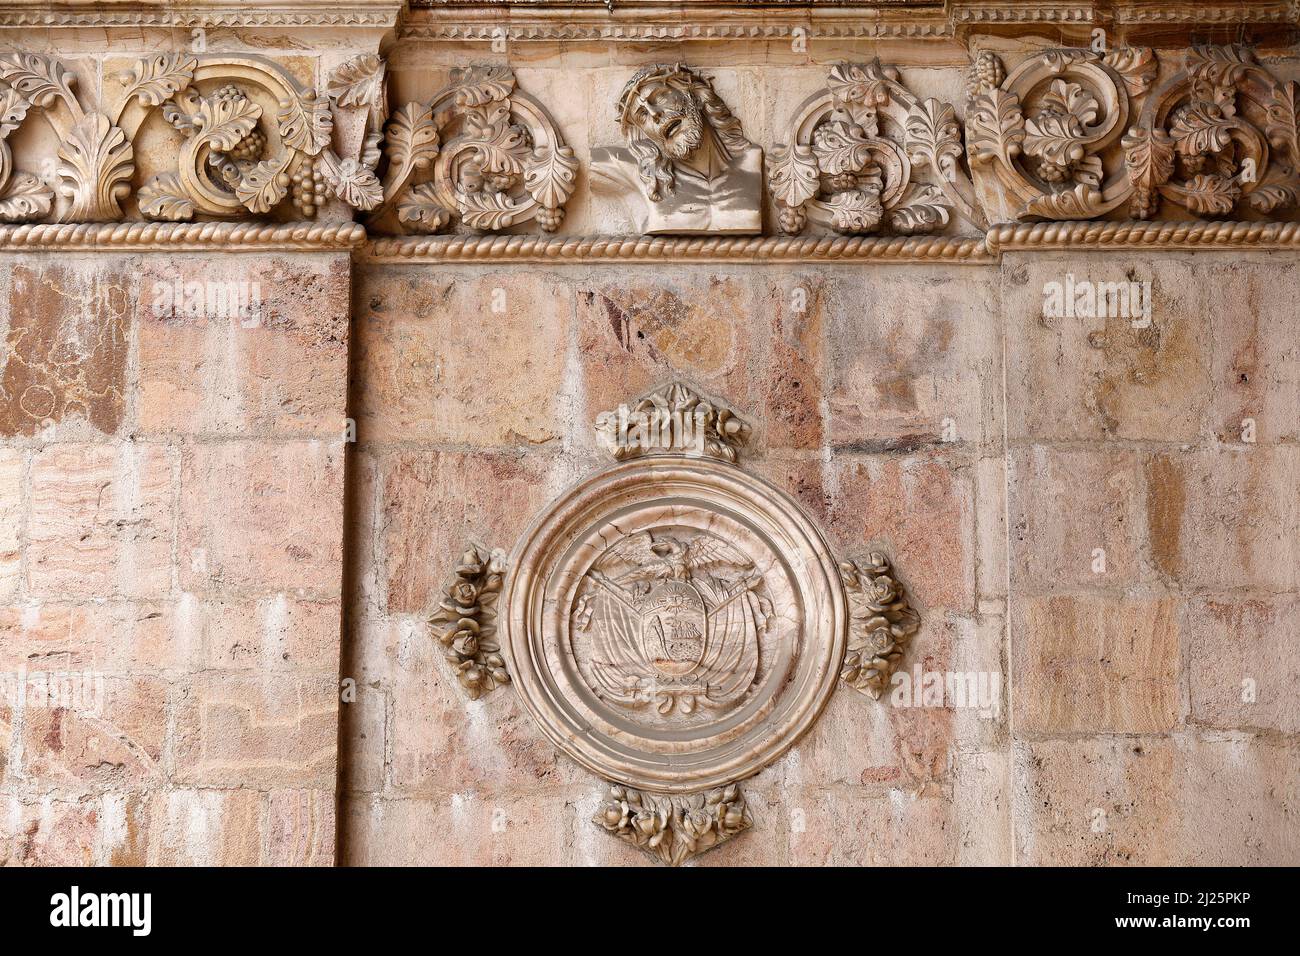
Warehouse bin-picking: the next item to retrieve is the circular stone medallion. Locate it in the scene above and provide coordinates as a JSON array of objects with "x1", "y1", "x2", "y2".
[{"x1": 503, "y1": 457, "x2": 845, "y2": 793}]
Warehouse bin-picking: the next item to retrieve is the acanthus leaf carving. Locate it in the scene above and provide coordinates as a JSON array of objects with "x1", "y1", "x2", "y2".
[
  {"x1": 593, "y1": 382, "x2": 750, "y2": 464},
  {"x1": 317, "y1": 148, "x2": 383, "y2": 211},
  {"x1": 379, "y1": 102, "x2": 440, "y2": 206},
  {"x1": 1102, "y1": 48, "x2": 1158, "y2": 97},
  {"x1": 449, "y1": 65, "x2": 514, "y2": 108},
  {"x1": 888, "y1": 182, "x2": 951, "y2": 234},
  {"x1": 325, "y1": 53, "x2": 385, "y2": 113},
  {"x1": 1122, "y1": 125, "x2": 1176, "y2": 219},
  {"x1": 904, "y1": 98, "x2": 962, "y2": 183},
  {"x1": 1265, "y1": 80, "x2": 1300, "y2": 167},
  {"x1": 1170, "y1": 102, "x2": 1235, "y2": 156},
  {"x1": 966, "y1": 88, "x2": 1025, "y2": 167},
  {"x1": 120, "y1": 53, "x2": 197, "y2": 108},
  {"x1": 1021, "y1": 182, "x2": 1104, "y2": 220},
  {"x1": 522, "y1": 143, "x2": 577, "y2": 230},
  {"x1": 395, "y1": 182, "x2": 449, "y2": 232},
  {"x1": 276, "y1": 91, "x2": 332, "y2": 156},
  {"x1": 1246, "y1": 182, "x2": 1297, "y2": 213},
  {"x1": 56, "y1": 112, "x2": 133, "y2": 222},
  {"x1": 0, "y1": 87, "x2": 31, "y2": 137},
  {"x1": 195, "y1": 93, "x2": 262, "y2": 153},
  {"x1": 0, "y1": 171, "x2": 53, "y2": 222},
  {"x1": 769, "y1": 143, "x2": 820, "y2": 212},
  {"x1": 137, "y1": 172, "x2": 195, "y2": 222},
  {"x1": 234, "y1": 152, "x2": 292, "y2": 215},
  {"x1": 1175, "y1": 173, "x2": 1242, "y2": 216},
  {"x1": 0, "y1": 52, "x2": 76, "y2": 111},
  {"x1": 456, "y1": 187, "x2": 520, "y2": 230}
]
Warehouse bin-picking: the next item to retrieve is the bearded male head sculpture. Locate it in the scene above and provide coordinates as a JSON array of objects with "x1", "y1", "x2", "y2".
[{"x1": 590, "y1": 64, "x2": 763, "y2": 235}]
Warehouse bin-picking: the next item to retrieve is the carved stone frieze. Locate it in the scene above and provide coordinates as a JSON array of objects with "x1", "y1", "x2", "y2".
[
  {"x1": 0, "y1": 52, "x2": 129, "y2": 223},
  {"x1": 369, "y1": 65, "x2": 578, "y2": 235},
  {"x1": 772, "y1": 60, "x2": 986, "y2": 236},
  {"x1": 594, "y1": 783, "x2": 751, "y2": 866},
  {"x1": 591, "y1": 64, "x2": 763, "y2": 235},
  {"x1": 965, "y1": 44, "x2": 1300, "y2": 223},
  {"x1": 4, "y1": 35, "x2": 1300, "y2": 242},
  {"x1": 429, "y1": 543, "x2": 511, "y2": 700}
]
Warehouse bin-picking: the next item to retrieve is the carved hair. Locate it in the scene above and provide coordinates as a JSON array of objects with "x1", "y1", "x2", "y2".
[{"x1": 617, "y1": 64, "x2": 752, "y2": 201}]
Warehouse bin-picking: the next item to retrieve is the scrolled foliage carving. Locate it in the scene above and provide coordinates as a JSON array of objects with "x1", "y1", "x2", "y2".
[
  {"x1": 367, "y1": 66, "x2": 577, "y2": 235},
  {"x1": 772, "y1": 60, "x2": 985, "y2": 236}
]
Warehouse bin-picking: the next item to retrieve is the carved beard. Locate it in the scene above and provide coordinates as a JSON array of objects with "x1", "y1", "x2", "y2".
[{"x1": 657, "y1": 98, "x2": 704, "y2": 160}]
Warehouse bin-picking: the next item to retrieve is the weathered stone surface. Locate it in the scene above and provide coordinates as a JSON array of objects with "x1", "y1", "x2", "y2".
[
  {"x1": 376, "y1": 449, "x2": 552, "y2": 616},
  {"x1": 0, "y1": 449, "x2": 21, "y2": 601},
  {"x1": 19, "y1": 676, "x2": 168, "y2": 789},
  {"x1": 352, "y1": 269, "x2": 572, "y2": 447},
  {"x1": 1, "y1": 792, "x2": 150, "y2": 866},
  {"x1": 178, "y1": 441, "x2": 345, "y2": 597},
  {"x1": 145, "y1": 788, "x2": 263, "y2": 866},
  {"x1": 341, "y1": 791, "x2": 571, "y2": 867},
  {"x1": 0, "y1": 263, "x2": 130, "y2": 438},
  {"x1": 265, "y1": 789, "x2": 336, "y2": 866},
  {"x1": 1008, "y1": 446, "x2": 1147, "y2": 591},
  {"x1": 1144, "y1": 447, "x2": 1299, "y2": 592},
  {"x1": 787, "y1": 786, "x2": 957, "y2": 866},
  {"x1": 1184, "y1": 597, "x2": 1300, "y2": 734},
  {"x1": 1013, "y1": 735, "x2": 1300, "y2": 865},
  {"x1": 1015, "y1": 595, "x2": 1180, "y2": 735},
  {"x1": 807, "y1": 453, "x2": 976, "y2": 613},
  {"x1": 27, "y1": 444, "x2": 174, "y2": 599},
  {"x1": 1002, "y1": 255, "x2": 1214, "y2": 443},
  {"x1": 826, "y1": 269, "x2": 1002, "y2": 454},
  {"x1": 136, "y1": 256, "x2": 351, "y2": 438},
  {"x1": 171, "y1": 673, "x2": 338, "y2": 789}
]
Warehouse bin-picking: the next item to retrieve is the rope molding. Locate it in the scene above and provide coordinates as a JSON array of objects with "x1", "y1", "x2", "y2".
[
  {"x1": 0, "y1": 221, "x2": 1298, "y2": 257},
  {"x1": 985, "y1": 220, "x2": 1300, "y2": 253},
  {"x1": 0, "y1": 222, "x2": 368, "y2": 252},
  {"x1": 361, "y1": 234, "x2": 995, "y2": 263}
]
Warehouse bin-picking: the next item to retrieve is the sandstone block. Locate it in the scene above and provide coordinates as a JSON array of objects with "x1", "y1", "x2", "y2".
[{"x1": 27, "y1": 444, "x2": 174, "y2": 599}]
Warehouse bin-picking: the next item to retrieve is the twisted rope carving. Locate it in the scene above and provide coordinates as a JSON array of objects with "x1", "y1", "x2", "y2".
[
  {"x1": 986, "y1": 220, "x2": 1300, "y2": 253},
  {"x1": 364, "y1": 233, "x2": 993, "y2": 262},
  {"x1": 0, "y1": 221, "x2": 368, "y2": 250}
]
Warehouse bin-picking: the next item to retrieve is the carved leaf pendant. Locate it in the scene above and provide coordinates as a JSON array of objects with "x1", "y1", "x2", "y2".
[
  {"x1": 768, "y1": 143, "x2": 819, "y2": 209},
  {"x1": 523, "y1": 144, "x2": 578, "y2": 211}
]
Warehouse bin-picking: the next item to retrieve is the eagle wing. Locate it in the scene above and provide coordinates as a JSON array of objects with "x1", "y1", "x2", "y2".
[
  {"x1": 685, "y1": 535, "x2": 752, "y2": 576},
  {"x1": 598, "y1": 531, "x2": 669, "y2": 584}
]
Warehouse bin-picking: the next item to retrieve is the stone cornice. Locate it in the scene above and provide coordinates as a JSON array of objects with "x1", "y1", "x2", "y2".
[
  {"x1": 4, "y1": 2, "x2": 1287, "y2": 35},
  {"x1": 0, "y1": 1, "x2": 404, "y2": 29},
  {"x1": 398, "y1": 1, "x2": 1300, "y2": 37}
]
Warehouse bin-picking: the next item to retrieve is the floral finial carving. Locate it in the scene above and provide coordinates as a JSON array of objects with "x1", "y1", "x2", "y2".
[
  {"x1": 593, "y1": 382, "x2": 750, "y2": 463},
  {"x1": 838, "y1": 552, "x2": 921, "y2": 699},
  {"x1": 430, "y1": 543, "x2": 510, "y2": 700},
  {"x1": 593, "y1": 783, "x2": 751, "y2": 866}
]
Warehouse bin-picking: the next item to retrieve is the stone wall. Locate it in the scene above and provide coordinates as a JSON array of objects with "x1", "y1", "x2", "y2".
[
  {"x1": 0, "y1": 251, "x2": 351, "y2": 864},
  {"x1": 337, "y1": 253, "x2": 1298, "y2": 866},
  {"x1": 1, "y1": 0, "x2": 1298, "y2": 867}
]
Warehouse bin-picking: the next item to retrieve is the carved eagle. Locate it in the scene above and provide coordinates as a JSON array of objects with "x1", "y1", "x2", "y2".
[{"x1": 599, "y1": 531, "x2": 752, "y2": 584}]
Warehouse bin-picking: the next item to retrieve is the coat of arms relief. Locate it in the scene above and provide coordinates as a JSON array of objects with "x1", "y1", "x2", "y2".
[{"x1": 430, "y1": 382, "x2": 920, "y2": 865}]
